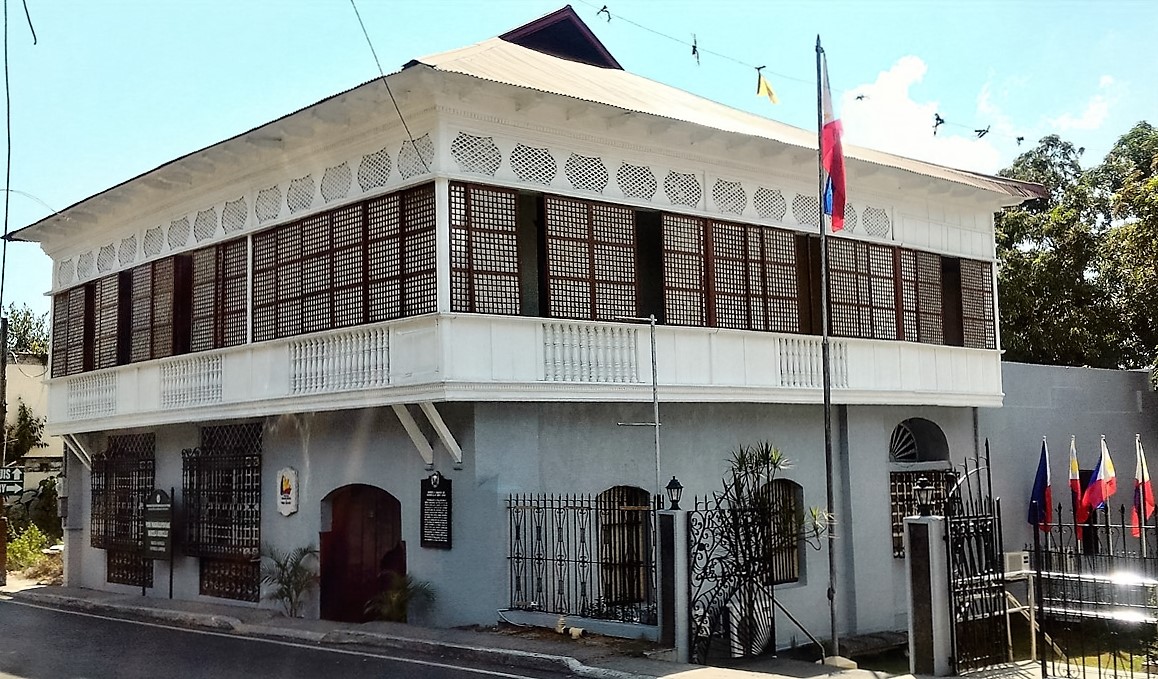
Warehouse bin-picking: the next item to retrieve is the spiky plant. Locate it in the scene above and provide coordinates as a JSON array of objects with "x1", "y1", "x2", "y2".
[
  {"x1": 260, "y1": 543, "x2": 319, "y2": 618},
  {"x1": 364, "y1": 572, "x2": 436, "y2": 623}
]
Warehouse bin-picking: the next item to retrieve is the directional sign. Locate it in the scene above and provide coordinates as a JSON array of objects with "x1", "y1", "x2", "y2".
[{"x1": 0, "y1": 467, "x2": 24, "y2": 497}]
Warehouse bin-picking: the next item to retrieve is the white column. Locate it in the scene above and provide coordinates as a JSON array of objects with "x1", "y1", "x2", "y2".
[{"x1": 434, "y1": 177, "x2": 452, "y2": 314}]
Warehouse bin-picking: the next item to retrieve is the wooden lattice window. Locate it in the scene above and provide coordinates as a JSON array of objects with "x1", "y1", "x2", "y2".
[
  {"x1": 91, "y1": 433, "x2": 155, "y2": 556},
  {"x1": 661, "y1": 214, "x2": 706, "y2": 326},
  {"x1": 51, "y1": 287, "x2": 91, "y2": 378},
  {"x1": 544, "y1": 195, "x2": 637, "y2": 321},
  {"x1": 252, "y1": 183, "x2": 436, "y2": 342},
  {"x1": 960, "y1": 259, "x2": 996, "y2": 349},
  {"x1": 129, "y1": 257, "x2": 190, "y2": 362},
  {"x1": 827, "y1": 239, "x2": 898, "y2": 340},
  {"x1": 107, "y1": 550, "x2": 153, "y2": 588},
  {"x1": 898, "y1": 249, "x2": 944, "y2": 344},
  {"x1": 182, "y1": 423, "x2": 262, "y2": 566},
  {"x1": 449, "y1": 182, "x2": 521, "y2": 314},
  {"x1": 710, "y1": 220, "x2": 801, "y2": 332},
  {"x1": 93, "y1": 274, "x2": 123, "y2": 369},
  {"x1": 191, "y1": 239, "x2": 248, "y2": 352},
  {"x1": 597, "y1": 486, "x2": 654, "y2": 607}
]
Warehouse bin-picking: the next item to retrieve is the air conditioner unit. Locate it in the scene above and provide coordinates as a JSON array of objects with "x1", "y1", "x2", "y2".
[{"x1": 1004, "y1": 550, "x2": 1029, "y2": 575}]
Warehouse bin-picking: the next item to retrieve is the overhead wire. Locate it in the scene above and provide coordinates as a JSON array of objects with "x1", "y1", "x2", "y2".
[{"x1": 348, "y1": 0, "x2": 429, "y2": 173}]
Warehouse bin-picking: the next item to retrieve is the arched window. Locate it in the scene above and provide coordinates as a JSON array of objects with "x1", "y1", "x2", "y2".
[
  {"x1": 759, "y1": 478, "x2": 803, "y2": 585},
  {"x1": 888, "y1": 418, "x2": 954, "y2": 558},
  {"x1": 597, "y1": 486, "x2": 654, "y2": 612}
]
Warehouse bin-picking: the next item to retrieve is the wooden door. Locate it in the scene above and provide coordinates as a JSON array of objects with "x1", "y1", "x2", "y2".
[{"x1": 320, "y1": 484, "x2": 403, "y2": 622}]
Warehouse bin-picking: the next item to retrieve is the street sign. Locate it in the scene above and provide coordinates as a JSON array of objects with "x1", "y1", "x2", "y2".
[
  {"x1": 143, "y1": 489, "x2": 172, "y2": 560},
  {"x1": 0, "y1": 467, "x2": 23, "y2": 497}
]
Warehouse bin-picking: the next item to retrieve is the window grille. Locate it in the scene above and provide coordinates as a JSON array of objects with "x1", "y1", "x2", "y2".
[
  {"x1": 615, "y1": 163, "x2": 656, "y2": 200},
  {"x1": 191, "y1": 239, "x2": 248, "y2": 353},
  {"x1": 200, "y1": 558, "x2": 260, "y2": 602},
  {"x1": 93, "y1": 275, "x2": 121, "y2": 370},
  {"x1": 143, "y1": 228, "x2": 164, "y2": 256},
  {"x1": 222, "y1": 197, "x2": 248, "y2": 233},
  {"x1": 449, "y1": 183, "x2": 521, "y2": 314},
  {"x1": 753, "y1": 187, "x2": 787, "y2": 221},
  {"x1": 791, "y1": 193, "x2": 820, "y2": 228},
  {"x1": 544, "y1": 195, "x2": 637, "y2": 321},
  {"x1": 661, "y1": 213, "x2": 707, "y2": 326},
  {"x1": 57, "y1": 258, "x2": 75, "y2": 286},
  {"x1": 890, "y1": 470, "x2": 955, "y2": 557},
  {"x1": 252, "y1": 183, "x2": 436, "y2": 342},
  {"x1": 97, "y1": 244, "x2": 116, "y2": 273},
  {"x1": 107, "y1": 550, "x2": 153, "y2": 588},
  {"x1": 194, "y1": 207, "x2": 219, "y2": 243},
  {"x1": 760, "y1": 479, "x2": 803, "y2": 585},
  {"x1": 358, "y1": 147, "x2": 392, "y2": 192},
  {"x1": 450, "y1": 133, "x2": 502, "y2": 176},
  {"x1": 321, "y1": 162, "x2": 353, "y2": 203},
  {"x1": 899, "y1": 249, "x2": 944, "y2": 343},
  {"x1": 711, "y1": 179, "x2": 746, "y2": 215},
  {"x1": 863, "y1": 207, "x2": 891, "y2": 238},
  {"x1": 118, "y1": 236, "x2": 137, "y2": 266},
  {"x1": 510, "y1": 144, "x2": 557, "y2": 185},
  {"x1": 182, "y1": 423, "x2": 262, "y2": 564},
  {"x1": 398, "y1": 134, "x2": 434, "y2": 179},
  {"x1": 129, "y1": 257, "x2": 188, "y2": 363},
  {"x1": 842, "y1": 204, "x2": 859, "y2": 233},
  {"x1": 256, "y1": 186, "x2": 282, "y2": 223},
  {"x1": 90, "y1": 433, "x2": 155, "y2": 553},
  {"x1": 663, "y1": 171, "x2": 701, "y2": 207},
  {"x1": 597, "y1": 486, "x2": 655, "y2": 608},
  {"x1": 960, "y1": 259, "x2": 996, "y2": 349},
  {"x1": 564, "y1": 153, "x2": 609, "y2": 193},
  {"x1": 827, "y1": 239, "x2": 898, "y2": 340},
  {"x1": 77, "y1": 252, "x2": 94, "y2": 280},
  {"x1": 168, "y1": 217, "x2": 190, "y2": 250},
  {"x1": 287, "y1": 175, "x2": 316, "y2": 214}
]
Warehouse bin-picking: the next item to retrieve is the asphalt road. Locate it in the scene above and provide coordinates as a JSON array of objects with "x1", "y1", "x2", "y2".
[{"x1": 0, "y1": 599, "x2": 562, "y2": 679}]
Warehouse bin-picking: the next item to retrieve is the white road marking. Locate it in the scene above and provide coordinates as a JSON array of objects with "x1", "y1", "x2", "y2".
[{"x1": 0, "y1": 598, "x2": 549, "y2": 679}]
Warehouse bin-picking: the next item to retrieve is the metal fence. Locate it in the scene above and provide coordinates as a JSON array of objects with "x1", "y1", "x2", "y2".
[
  {"x1": 1032, "y1": 503, "x2": 1158, "y2": 679},
  {"x1": 506, "y1": 490, "x2": 658, "y2": 625}
]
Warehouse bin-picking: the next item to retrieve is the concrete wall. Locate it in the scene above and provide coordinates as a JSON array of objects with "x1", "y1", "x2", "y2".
[
  {"x1": 5, "y1": 356, "x2": 64, "y2": 491},
  {"x1": 980, "y1": 362, "x2": 1158, "y2": 553}
]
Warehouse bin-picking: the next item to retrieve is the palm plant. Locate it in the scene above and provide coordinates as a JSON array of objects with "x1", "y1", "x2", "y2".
[
  {"x1": 364, "y1": 572, "x2": 436, "y2": 623},
  {"x1": 260, "y1": 543, "x2": 319, "y2": 618}
]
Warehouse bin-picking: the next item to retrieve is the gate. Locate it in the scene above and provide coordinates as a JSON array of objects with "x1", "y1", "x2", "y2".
[{"x1": 945, "y1": 446, "x2": 1009, "y2": 673}]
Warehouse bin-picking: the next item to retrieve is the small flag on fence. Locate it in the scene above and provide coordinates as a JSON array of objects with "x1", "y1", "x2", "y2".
[
  {"x1": 1082, "y1": 435, "x2": 1118, "y2": 512},
  {"x1": 1028, "y1": 438, "x2": 1052, "y2": 531},
  {"x1": 1069, "y1": 436, "x2": 1087, "y2": 537},
  {"x1": 1131, "y1": 434, "x2": 1154, "y2": 538}
]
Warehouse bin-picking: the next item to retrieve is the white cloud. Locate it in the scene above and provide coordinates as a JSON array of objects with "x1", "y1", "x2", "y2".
[
  {"x1": 840, "y1": 56, "x2": 1003, "y2": 173},
  {"x1": 1046, "y1": 77, "x2": 1116, "y2": 132}
]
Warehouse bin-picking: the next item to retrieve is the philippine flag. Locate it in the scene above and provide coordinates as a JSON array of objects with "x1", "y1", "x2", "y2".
[
  {"x1": 818, "y1": 39, "x2": 846, "y2": 232},
  {"x1": 1028, "y1": 438, "x2": 1052, "y2": 531},
  {"x1": 1131, "y1": 434, "x2": 1155, "y2": 538},
  {"x1": 1069, "y1": 436, "x2": 1088, "y2": 536},
  {"x1": 1081, "y1": 436, "x2": 1118, "y2": 513}
]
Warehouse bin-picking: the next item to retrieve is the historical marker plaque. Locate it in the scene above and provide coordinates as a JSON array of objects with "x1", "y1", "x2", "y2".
[
  {"x1": 143, "y1": 489, "x2": 172, "y2": 560},
  {"x1": 420, "y1": 472, "x2": 452, "y2": 549}
]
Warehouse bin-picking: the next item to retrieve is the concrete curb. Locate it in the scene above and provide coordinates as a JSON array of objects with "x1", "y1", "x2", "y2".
[{"x1": 7, "y1": 589, "x2": 653, "y2": 679}]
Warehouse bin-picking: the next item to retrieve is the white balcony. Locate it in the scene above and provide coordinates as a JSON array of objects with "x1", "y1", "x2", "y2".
[{"x1": 47, "y1": 314, "x2": 1003, "y2": 434}]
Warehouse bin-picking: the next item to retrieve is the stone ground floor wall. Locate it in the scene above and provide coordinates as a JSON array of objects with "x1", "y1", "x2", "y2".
[{"x1": 62, "y1": 398, "x2": 984, "y2": 647}]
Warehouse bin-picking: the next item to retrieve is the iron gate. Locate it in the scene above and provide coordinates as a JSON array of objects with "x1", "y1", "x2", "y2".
[{"x1": 945, "y1": 446, "x2": 1009, "y2": 673}]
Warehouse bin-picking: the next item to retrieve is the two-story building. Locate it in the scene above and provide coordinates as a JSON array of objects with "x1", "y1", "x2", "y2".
[{"x1": 12, "y1": 7, "x2": 1043, "y2": 645}]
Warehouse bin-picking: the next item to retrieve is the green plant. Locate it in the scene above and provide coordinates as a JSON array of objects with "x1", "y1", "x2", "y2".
[
  {"x1": 364, "y1": 572, "x2": 436, "y2": 623},
  {"x1": 6, "y1": 524, "x2": 49, "y2": 571},
  {"x1": 259, "y1": 544, "x2": 319, "y2": 618}
]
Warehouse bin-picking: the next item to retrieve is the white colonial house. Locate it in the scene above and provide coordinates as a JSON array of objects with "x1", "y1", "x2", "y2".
[{"x1": 12, "y1": 7, "x2": 1043, "y2": 648}]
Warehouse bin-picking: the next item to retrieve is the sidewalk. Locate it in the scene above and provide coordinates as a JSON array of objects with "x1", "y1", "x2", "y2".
[{"x1": 0, "y1": 577, "x2": 1037, "y2": 679}]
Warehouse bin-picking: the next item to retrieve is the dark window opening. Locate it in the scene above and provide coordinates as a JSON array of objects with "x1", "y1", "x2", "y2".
[
  {"x1": 635, "y1": 211, "x2": 664, "y2": 323},
  {"x1": 941, "y1": 257, "x2": 964, "y2": 346}
]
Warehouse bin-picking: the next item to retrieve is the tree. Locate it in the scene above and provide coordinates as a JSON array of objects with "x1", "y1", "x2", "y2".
[
  {"x1": 4, "y1": 398, "x2": 47, "y2": 466},
  {"x1": 5, "y1": 302, "x2": 49, "y2": 360}
]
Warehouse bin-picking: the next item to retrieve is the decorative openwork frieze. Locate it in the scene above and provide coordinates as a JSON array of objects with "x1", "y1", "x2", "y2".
[
  {"x1": 542, "y1": 322, "x2": 639, "y2": 383},
  {"x1": 288, "y1": 326, "x2": 390, "y2": 395},
  {"x1": 67, "y1": 372, "x2": 117, "y2": 420},
  {"x1": 160, "y1": 354, "x2": 224, "y2": 409}
]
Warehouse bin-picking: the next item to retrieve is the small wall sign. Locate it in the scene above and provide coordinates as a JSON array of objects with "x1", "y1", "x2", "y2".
[
  {"x1": 143, "y1": 489, "x2": 172, "y2": 560},
  {"x1": 420, "y1": 471, "x2": 452, "y2": 549},
  {"x1": 277, "y1": 467, "x2": 299, "y2": 516}
]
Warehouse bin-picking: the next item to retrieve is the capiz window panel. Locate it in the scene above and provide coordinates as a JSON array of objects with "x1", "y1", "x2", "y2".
[
  {"x1": 544, "y1": 195, "x2": 637, "y2": 321},
  {"x1": 959, "y1": 259, "x2": 996, "y2": 350},
  {"x1": 449, "y1": 182, "x2": 521, "y2": 314}
]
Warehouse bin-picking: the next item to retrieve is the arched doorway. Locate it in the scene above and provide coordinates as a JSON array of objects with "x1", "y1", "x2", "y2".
[{"x1": 319, "y1": 484, "x2": 403, "y2": 622}]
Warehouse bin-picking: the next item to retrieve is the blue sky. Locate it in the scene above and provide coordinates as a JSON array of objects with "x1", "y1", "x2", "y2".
[{"x1": 4, "y1": 0, "x2": 1155, "y2": 317}]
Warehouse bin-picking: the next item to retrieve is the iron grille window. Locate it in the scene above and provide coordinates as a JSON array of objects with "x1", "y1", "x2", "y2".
[
  {"x1": 889, "y1": 469, "x2": 955, "y2": 558},
  {"x1": 597, "y1": 486, "x2": 654, "y2": 607},
  {"x1": 760, "y1": 479, "x2": 803, "y2": 585},
  {"x1": 191, "y1": 239, "x2": 248, "y2": 352},
  {"x1": 544, "y1": 195, "x2": 637, "y2": 321},
  {"x1": 90, "y1": 433, "x2": 155, "y2": 552},
  {"x1": 107, "y1": 550, "x2": 153, "y2": 588},
  {"x1": 182, "y1": 423, "x2": 262, "y2": 566},
  {"x1": 252, "y1": 183, "x2": 436, "y2": 342},
  {"x1": 129, "y1": 256, "x2": 191, "y2": 362},
  {"x1": 960, "y1": 259, "x2": 996, "y2": 349},
  {"x1": 828, "y1": 239, "x2": 898, "y2": 340},
  {"x1": 449, "y1": 182, "x2": 521, "y2": 314},
  {"x1": 200, "y1": 558, "x2": 261, "y2": 602},
  {"x1": 898, "y1": 249, "x2": 944, "y2": 344}
]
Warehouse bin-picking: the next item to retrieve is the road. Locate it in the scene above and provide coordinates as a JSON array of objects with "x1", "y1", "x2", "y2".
[{"x1": 0, "y1": 598, "x2": 562, "y2": 679}]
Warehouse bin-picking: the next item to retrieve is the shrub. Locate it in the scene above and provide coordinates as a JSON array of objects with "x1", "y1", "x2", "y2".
[
  {"x1": 364, "y1": 573, "x2": 436, "y2": 623},
  {"x1": 7, "y1": 525, "x2": 49, "y2": 571},
  {"x1": 260, "y1": 543, "x2": 319, "y2": 618}
]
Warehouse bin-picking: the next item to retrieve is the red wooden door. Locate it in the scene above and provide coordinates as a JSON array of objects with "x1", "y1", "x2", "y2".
[{"x1": 320, "y1": 484, "x2": 403, "y2": 622}]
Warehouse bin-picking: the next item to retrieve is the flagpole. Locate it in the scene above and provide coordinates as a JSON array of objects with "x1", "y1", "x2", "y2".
[{"x1": 815, "y1": 34, "x2": 839, "y2": 660}]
